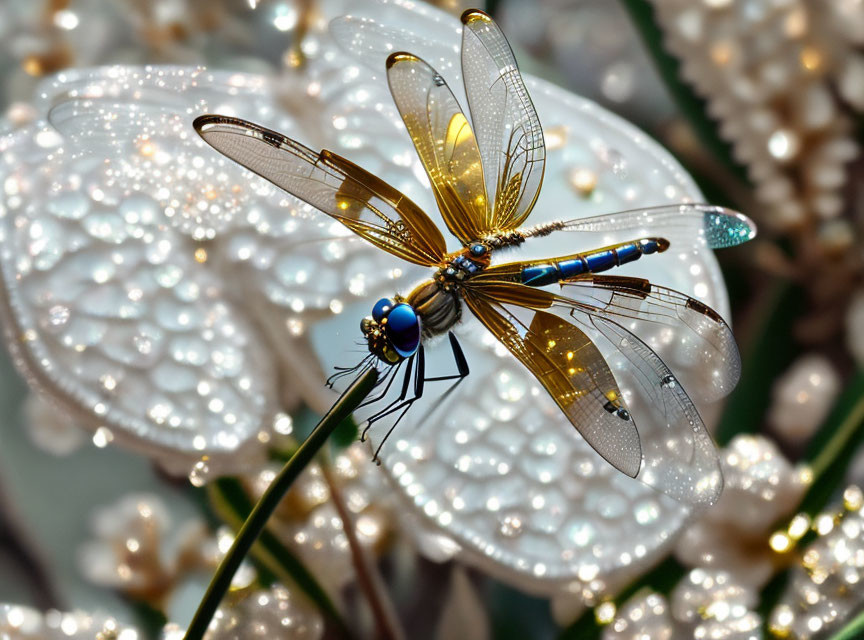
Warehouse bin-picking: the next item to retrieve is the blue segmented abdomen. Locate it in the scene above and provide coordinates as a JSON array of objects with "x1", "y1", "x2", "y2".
[{"x1": 520, "y1": 238, "x2": 668, "y2": 287}]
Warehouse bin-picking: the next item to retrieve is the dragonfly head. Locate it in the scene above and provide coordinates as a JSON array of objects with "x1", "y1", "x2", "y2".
[{"x1": 361, "y1": 297, "x2": 422, "y2": 364}]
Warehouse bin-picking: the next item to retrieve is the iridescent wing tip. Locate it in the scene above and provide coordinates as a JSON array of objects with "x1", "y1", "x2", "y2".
[{"x1": 704, "y1": 207, "x2": 757, "y2": 249}]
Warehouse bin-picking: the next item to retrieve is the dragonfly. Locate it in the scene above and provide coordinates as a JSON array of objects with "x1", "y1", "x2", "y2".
[{"x1": 194, "y1": 8, "x2": 755, "y2": 506}]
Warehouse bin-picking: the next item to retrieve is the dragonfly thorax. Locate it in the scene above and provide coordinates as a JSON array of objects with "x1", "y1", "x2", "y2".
[{"x1": 435, "y1": 242, "x2": 492, "y2": 289}]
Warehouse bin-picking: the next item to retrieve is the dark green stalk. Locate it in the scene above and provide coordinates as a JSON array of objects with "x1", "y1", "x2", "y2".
[
  {"x1": 619, "y1": 0, "x2": 750, "y2": 185},
  {"x1": 831, "y1": 608, "x2": 864, "y2": 640},
  {"x1": 207, "y1": 478, "x2": 346, "y2": 629},
  {"x1": 183, "y1": 368, "x2": 379, "y2": 640}
]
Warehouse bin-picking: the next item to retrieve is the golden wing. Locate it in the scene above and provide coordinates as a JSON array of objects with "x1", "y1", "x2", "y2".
[
  {"x1": 461, "y1": 10, "x2": 545, "y2": 232},
  {"x1": 473, "y1": 244, "x2": 741, "y2": 401},
  {"x1": 461, "y1": 283, "x2": 642, "y2": 478},
  {"x1": 194, "y1": 115, "x2": 446, "y2": 266},
  {"x1": 463, "y1": 280, "x2": 723, "y2": 506},
  {"x1": 386, "y1": 52, "x2": 489, "y2": 245}
]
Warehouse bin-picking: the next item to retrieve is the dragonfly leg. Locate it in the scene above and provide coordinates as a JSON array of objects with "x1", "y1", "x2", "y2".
[
  {"x1": 363, "y1": 335, "x2": 469, "y2": 461},
  {"x1": 371, "y1": 351, "x2": 428, "y2": 464},
  {"x1": 357, "y1": 360, "x2": 404, "y2": 410},
  {"x1": 326, "y1": 354, "x2": 374, "y2": 389},
  {"x1": 425, "y1": 332, "x2": 470, "y2": 382},
  {"x1": 361, "y1": 354, "x2": 414, "y2": 443}
]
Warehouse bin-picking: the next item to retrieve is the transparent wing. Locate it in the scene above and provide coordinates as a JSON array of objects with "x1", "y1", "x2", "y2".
[
  {"x1": 464, "y1": 280, "x2": 722, "y2": 506},
  {"x1": 581, "y1": 312, "x2": 723, "y2": 506},
  {"x1": 462, "y1": 285, "x2": 642, "y2": 478},
  {"x1": 557, "y1": 204, "x2": 756, "y2": 250},
  {"x1": 194, "y1": 115, "x2": 446, "y2": 266},
  {"x1": 461, "y1": 9, "x2": 545, "y2": 231},
  {"x1": 386, "y1": 52, "x2": 489, "y2": 245},
  {"x1": 472, "y1": 258, "x2": 742, "y2": 401},
  {"x1": 558, "y1": 275, "x2": 741, "y2": 402}
]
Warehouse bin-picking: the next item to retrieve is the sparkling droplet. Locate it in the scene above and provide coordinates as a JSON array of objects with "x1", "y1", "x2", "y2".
[
  {"x1": 189, "y1": 458, "x2": 212, "y2": 487},
  {"x1": 499, "y1": 512, "x2": 524, "y2": 538},
  {"x1": 768, "y1": 129, "x2": 800, "y2": 161},
  {"x1": 93, "y1": 426, "x2": 114, "y2": 448},
  {"x1": 47, "y1": 304, "x2": 70, "y2": 328}
]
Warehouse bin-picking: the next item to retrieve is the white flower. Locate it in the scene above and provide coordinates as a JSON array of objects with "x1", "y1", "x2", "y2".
[
  {"x1": 78, "y1": 493, "x2": 208, "y2": 602},
  {"x1": 0, "y1": 16, "x2": 421, "y2": 475},
  {"x1": 22, "y1": 394, "x2": 86, "y2": 456},
  {"x1": 604, "y1": 569, "x2": 761, "y2": 640},
  {"x1": 650, "y1": 0, "x2": 861, "y2": 229},
  {"x1": 675, "y1": 435, "x2": 809, "y2": 588},
  {"x1": 0, "y1": 603, "x2": 139, "y2": 639},
  {"x1": 768, "y1": 353, "x2": 840, "y2": 444},
  {"x1": 162, "y1": 583, "x2": 323, "y2": 640},
  {"x1": 769, "y1": 486, "x2": 864, "y2": 639}
]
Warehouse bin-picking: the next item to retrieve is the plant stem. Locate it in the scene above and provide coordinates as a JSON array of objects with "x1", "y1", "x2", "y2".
[
  {"x1": 831, "y1": 607, "x2": 864, "y2": 640},
  {"x1": 207, "y1": 478, "x2": 347, "y2": 632},
  {"x1": 184, "y1": 368, "x2": 379, "y2": 640},
  {"x1": 322, "y1": 462, "x2": 406, "y2": 640}
]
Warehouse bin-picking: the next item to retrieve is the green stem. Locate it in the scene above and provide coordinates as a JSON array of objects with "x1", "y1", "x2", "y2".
[
  {"x1": 830, "y1": 607, "x2": 864, "y2": 640},
  {"x1": 798, "y1": 370, "x2": 864, "y2": 517},
  {"x1": 184, "y1": 368, "x2": 379, "y2": 640},
  {"x1": 207, "y1": 478, "x2": 346, "y2": 630}
]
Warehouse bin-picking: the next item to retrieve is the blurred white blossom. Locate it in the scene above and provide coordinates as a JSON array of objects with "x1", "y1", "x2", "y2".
[
  {"x1": 769, "y1": 486, "x2": 864, "y2": 639},
  {"x1": 0, "y1": 603, "x2": 139, "y2": 639},
  {"x1": 675, "y1": 435, "x2": 809, "y2": 588},
  {"x1": 79, "y1": 493, "x2": 209, "y2": 603},
  {"x1": 768, "y1": 353, "x2": 840, "y2": 444},
  {"x1": 22, "y1": 394, "x2": 86, "y2": 456},
  {"x1": 604, "y1": 569, "x2": 761, "y2": 640},
  {"x1": 162, "y1": 583, "x2": 323, "y2": 640},
  {"x1": 651, "y1": 0, "x2": 861, "y2": 230}
]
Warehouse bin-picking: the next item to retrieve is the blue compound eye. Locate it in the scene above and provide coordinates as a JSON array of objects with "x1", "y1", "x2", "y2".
[
  {"x1": 383, "y1": 303, "x2": 421, "y2": 357},
  {"x1": 469, "y1": 243, "x2": 487, "y2": 257},
  {"x1": 371, "y1": 297, "x2": 395, "y2": 322}
]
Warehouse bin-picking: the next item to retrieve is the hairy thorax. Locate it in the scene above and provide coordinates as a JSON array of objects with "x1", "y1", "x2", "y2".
[{"x1": 405, "y1": 244, "x2": 492, "y2": 338}]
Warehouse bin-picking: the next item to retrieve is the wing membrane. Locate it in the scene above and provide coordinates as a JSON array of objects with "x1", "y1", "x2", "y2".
[
  {"x1": 462, "y1": 285, "x2": 642, "y2": 478},
  {"x1": 559, "y1": 204, "x2": 756, "y2": 250},
  {"x1": 461, "y1": 10, "x2": 545, "y2": 231},
  {"x1": 193, "y1": 115, "x2": 446, "y2": 266},
  {"x1": 471, "y1": 260, "x2": 741, "y2": 401},
  {"x1": 584, "y1": 313, "x2": 723, "y2": 506},
  {"x1": 386, "y1": 52, "x2": 489, "y2": 245},
  {"x1": 464, "y1": 280, "x2": 722, "y2": 506},
  {"x1": 558, "y1": 275, "x2": 741, "y2": 401}
]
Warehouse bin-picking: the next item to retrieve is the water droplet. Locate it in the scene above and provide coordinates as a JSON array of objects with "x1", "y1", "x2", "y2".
[
  {"x1": 499, "y1": 512, "x2": 524, "y2": 538},
  {"x1": 47, "y1": 304, "x2": 70, "y2": 328},
  {"x1": 189, "y1": 458, "x2": 211, "y2": 487},
  {"x1": 93, "y1": 426, "x2": 114, "y2": 448}
]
